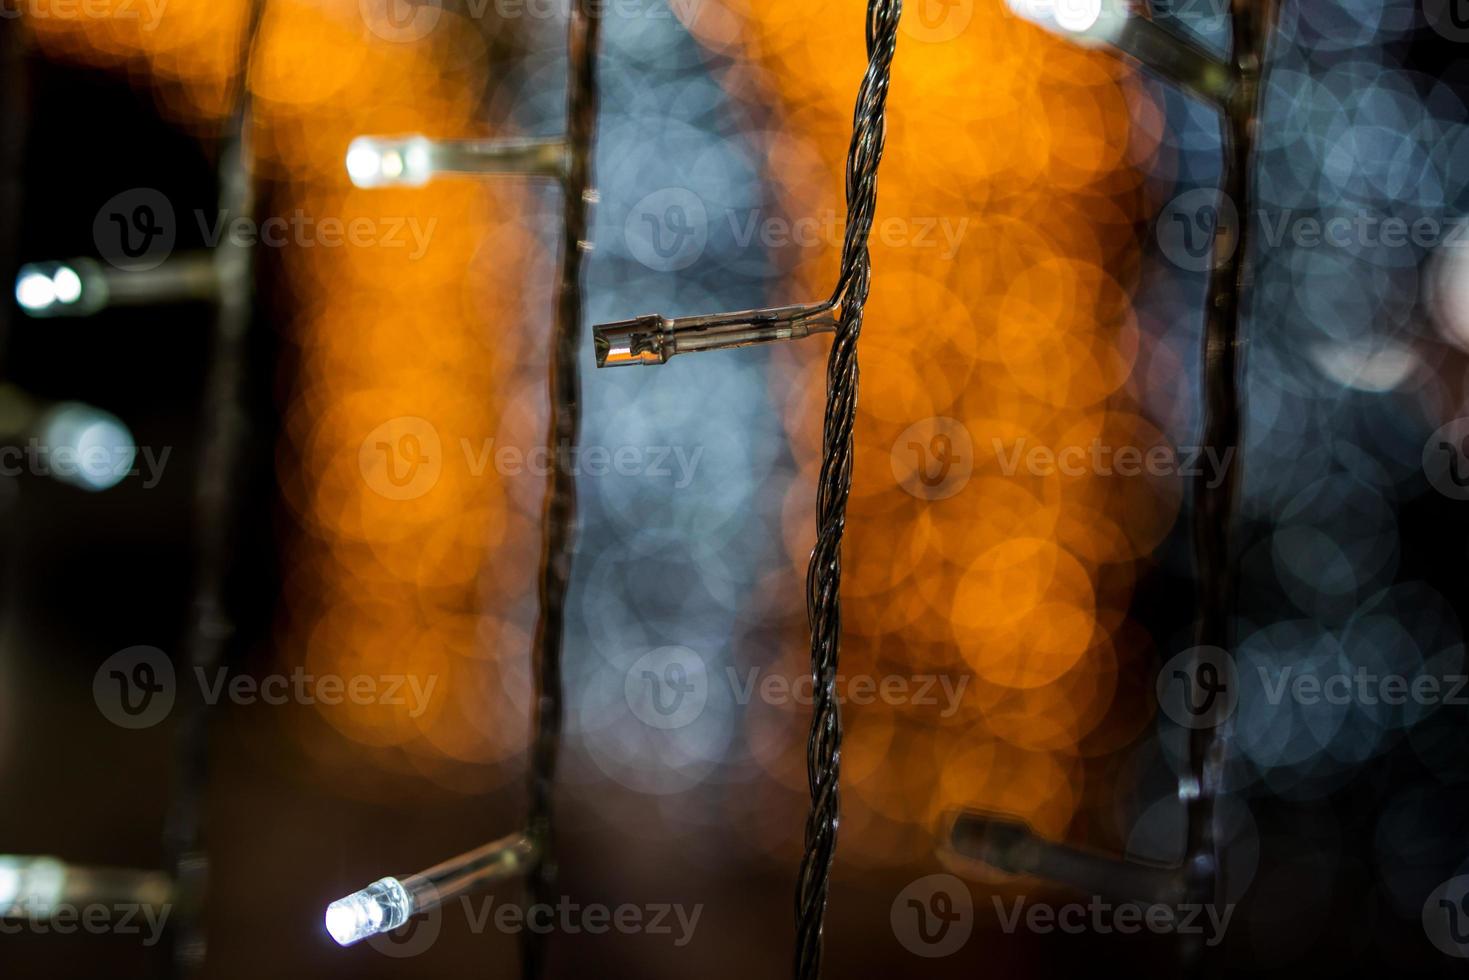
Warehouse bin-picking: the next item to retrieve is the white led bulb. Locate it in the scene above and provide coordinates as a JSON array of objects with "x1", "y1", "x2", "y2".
[
  {"x1": 324, "y1": 876, "x2": 414, "y2": 946},
  {"x1": 1007, "y1": 0, "x2": 1129, "y2": 47}
]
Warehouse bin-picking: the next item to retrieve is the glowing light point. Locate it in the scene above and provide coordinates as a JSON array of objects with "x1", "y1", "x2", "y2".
[
  {"x1": 1006, "y1": 0, "x2": 1126, "y2": 46},
  {"x1": 51, "y1": 266, "x2": 83, "y2": 304},
  {"x1": 14, "y1": 270, "x2": 56, "y2": 312},
  {"x1": 13, "y1": 261, "x2": 107, "y2": 317},
  {"x1": 38, "y1": 403, "x2": 136, "y2": 492},
  {"x1": 345, "y1": 136, "x2": 433, "y2": 189},
  {"x1": 324, "y1": 877, "x2": 413, "y2": 946}
]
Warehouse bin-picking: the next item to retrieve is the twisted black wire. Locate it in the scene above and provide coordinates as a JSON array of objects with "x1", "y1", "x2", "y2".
[
  {"x1": 162, "y1": 2, "x2": 264, "y2": 974},
  {"x1": 795, "y1": 3, "x2": 900, "y2": 978},
  {"x1": 521, "y1": 4, "x2": 601, "y2": 978}
]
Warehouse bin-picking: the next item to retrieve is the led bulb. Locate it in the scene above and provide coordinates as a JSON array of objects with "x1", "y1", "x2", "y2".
[
  {"x1": 1006, "y1": 0, "x2": 1128, "y2": 46},
  {"x1": 14, "y1": 270, "x2": 56, "y2": 312},
  {"x1": 37, "y1": 403, "x2": 136, "y2": 492},
  {"x1": 0, "y1": 856, "x2": 67, "y2": 915},
  {"x1": 14, "y1": 261, "x2": 107, "y2": 317},
  {"x1": 345, "y1": 136, "x2": 433, "y2": 189},
  {"x1": 325, "y1": 877, "x2": 413, "y2": 946}
]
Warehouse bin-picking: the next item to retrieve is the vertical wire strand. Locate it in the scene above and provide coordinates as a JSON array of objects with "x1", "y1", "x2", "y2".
[
  {"x1": 1184, "y1": 0, "x2": 1273, "y2": 949},
  {"x1": 795, "y1": 3, "x2": 901, "y2": 978},
  {"x1": 521, "y1": 4, "x2": 601, "y2": 977},
  {"x1": 162, "y1": 1, "x2": 265, "y2": 973}
]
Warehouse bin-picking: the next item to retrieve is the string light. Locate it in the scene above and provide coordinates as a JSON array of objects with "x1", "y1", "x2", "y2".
[
  {"x1": 320, "y1": 8, "x2": 602, "y2": 976},
  {"x1": 345, "y1": 135, "x2": 569, "y2": 187},
  {"x1": 594, "y1": 302, "x2": 838, "y2": 367},
  {"x1": 13, "y1": 255, "x2": 221, "y2": 318},
  {"x1": 324, "y1": 833, "x2": 536, "y2": 946},
  {"x1": 0, "y1": 856, "x2": 172, "y2": 916},
  {"x1": 939, "y1": 1, "x2": 1278, "y2": 964},
  {"x1": 1006, "y1": 0, "x2": 1233, "y2": 107},
  {"x1": 591, "y1": 3, "x2": 902, "y2": 976},
  {"x1": 944, "y1": 811, "x2": 1185, "y2": 906},
  {"x1": 0, "y1": 384, "x2": 136, "y2": 492}
]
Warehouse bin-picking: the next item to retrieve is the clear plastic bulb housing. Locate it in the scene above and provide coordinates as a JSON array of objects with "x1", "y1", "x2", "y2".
[
  {"x1": 345, "y1": 136, "x2": 433, "y2": 189},
  {"x1": 324, "y1": 876, "x2": 414, "y2": 946}
]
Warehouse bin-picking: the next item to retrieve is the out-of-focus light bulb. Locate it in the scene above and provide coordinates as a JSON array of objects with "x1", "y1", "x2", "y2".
[
  {"x1": 1007, "y1": 0, "x2": 1128, "y2": 46},
  {"x1": 345, "y1": 136, "x2": 433, "y2": 189},
  {"x1": 346, "y1": 134, "x2": 569, "y2": 188},
  {"x1": 0, "y1": 856, "x2": 67, "y2": 914},
  {"x1": 37, "y1": 403, "x2": 136, "y2": 492},
  {"x1": 15, "y1": 270, "x2": 56, "y2": 312},
  {"x1": 51, "y1": 265, "x2": 83, "y2": 304},
  {"x1": 13, "y1": 261, "x2": 106, "y2": 317},
  {"x1": 325, "y1": 877, "x2": 413, "y2": 946}
]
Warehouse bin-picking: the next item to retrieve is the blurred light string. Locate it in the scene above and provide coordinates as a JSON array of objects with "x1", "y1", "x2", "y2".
[
  {"x1": 592, "y1": 1, "x2": 903, "y2": 975},
  {"x1": 162, "y1": 0, "x2": 266, "y2": 972},
  {"x1": 321, "y1": 7, "x2": 602, "y2": 974},
  {"x1": 1183, "y1": 0, "x2": 1274, "y2": 926},
  {"x1": 947, "y1": 0, "x2": 1279, "y2": 959},
  {"x1": 0, "y1": 0, "x2": 262, "y2": 965}
]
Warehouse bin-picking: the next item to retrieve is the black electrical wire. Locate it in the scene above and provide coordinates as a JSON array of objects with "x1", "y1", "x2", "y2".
[{"x1": 794, "y1": 3, "x2": 901, "y2": 978}]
